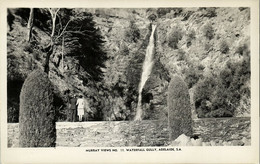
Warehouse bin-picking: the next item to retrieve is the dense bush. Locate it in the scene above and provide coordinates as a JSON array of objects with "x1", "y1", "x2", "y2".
[
  {"x1": 125, "y1": 20, "x2": 141, "y2": 43},
  {"x1": 198, "y1": 7, "x2": 217, "y2": 18},
  {"x1": 119, "y1": 41, "x2": 129, "y2": 55},
  {"x1": 176, "y1": 49, "x2": 186, "y2": 61},
  {"x1": 202, "y1": 23, "x2": 214, "y2": 40},
  {"x1": 7, "y1": 79, "x2": 24, "y2": 123},
  {"x1": 194, "y1": 55, "x2": 250, "y2": 117},
  {"x1": 168, "y1": 27, "x2": 183, "y2": 49},
  {"x1": 165, "y1": 8, "x2": 183, "y2": 19},
  {"x1": 235, "y1": 43, "x2": 249, "y2": 56},
  {"x1": 186, "y1": 29, "x2": 196, "y2": 47},
  {"x1": 194, "y1": 76, "x2": 216, "y2": 118},
  {"x1": 19, "y1": 69, "x2": 56, "y2": 147},
  {"x1": 148, "y1": 14, "x2": 157, "y2": 21},
  {"x1": 167, "y1": 75, "x2": 192, "y2": 140},
  {"x1": 219, "y1": 40, "x2": 229, "y2": 54},
  {"x1": 184, "y1": 66, "x2": 201, "y2": 89},
  {"x1": 156, "y1": 8, "x2": 172, "y2": 18}
]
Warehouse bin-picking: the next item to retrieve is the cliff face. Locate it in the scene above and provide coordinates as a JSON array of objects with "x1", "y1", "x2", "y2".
[
  {"x1": 7, "y1": 7, "x2": 250, "y2": 122},
  {"x1": 152, "y1": 8, "x2": 250, "y2": 119}
]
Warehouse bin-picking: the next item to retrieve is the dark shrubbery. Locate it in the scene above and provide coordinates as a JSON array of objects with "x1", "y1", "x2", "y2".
[
  {"x1": 19, "y1": 69, "x2": 56, "y2": 147},
  {"x1": 148, "y1": 14, "x2": 157, "y2": 22},
  {"x1": 176, "y1": 49, "x2": 186, "y2": 61},
  {"x1": 167, "y1": 75, "x2": 192, "y2": 140},
  {"x1": 119, "y1": 41, "x2": 129, "y2": 55},
  {"x1": 125, "y1": 20, "x2": 141, "y2": 43},
  {"x1": 156, "y1": 8, "x2": 172, "y2": 18},
  {"x1": 219, "y1": 40, "x2": 229, "y2": 54},
  {"x1": 202, "y1": 23, "x2": 214, "y2": 40},
  {"x1": 186, "y1": 29, "x2": 196, "y2": 47},
  {"x1": 168, "y1": 27, "x2": 183, "y2": 49},
  {"x1": 184, "y1": 66, "x2": 201, "y2": 89},
  {"x1": 194, "y1": 55, "x2": 250, "y2": 117},
  {"x1": 236, "y1": 43, "x2": 249, "y2": 56},
  {"x1": 7, "y1": 79, "x2": 24, "y2": 123},
  {"x1": 198, "y1": 7, "x2": 217, "y2": 18}
]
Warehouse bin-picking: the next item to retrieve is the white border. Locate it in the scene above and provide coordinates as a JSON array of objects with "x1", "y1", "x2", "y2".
[{"x1": 0, "y1": 0, "x2": 259, "y2": 163}]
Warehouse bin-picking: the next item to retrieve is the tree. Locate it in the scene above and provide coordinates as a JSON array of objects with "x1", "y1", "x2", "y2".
[
  {"x1": 43, "y1": 8, "x2": 60, "y2": 74},
  {"x1": 63, "y1": 12, "x2": 107, "y2": 82},
  {"x1": 19, "y1": 69, "x2": 55, "y2": 147},
  {"x1": 7, "y1": 9, "x2": 15, "y2": 31},
  {"x1": 167, "y1": 75, "x2": 192, "y2": 140}
]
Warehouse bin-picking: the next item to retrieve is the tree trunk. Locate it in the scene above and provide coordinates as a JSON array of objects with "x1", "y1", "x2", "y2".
[
  {"x1": 44, "y1": 40, "x2": 54, "y2": 74},
  {"x1": 61, "y1": 35, "x2": 64, "y2": 75},
  {"x1": 44, "y1": 8, "x2": 60, "y2": 74},
  {"x1": 27, "y1": 8, "x2": 34, "y2": 42}
]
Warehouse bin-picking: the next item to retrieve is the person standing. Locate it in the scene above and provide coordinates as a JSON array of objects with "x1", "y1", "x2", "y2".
[
  {"x1": 76, "y1": 95, "x2": 84, "y2": 122},
  {"x1": 70, "y1": 94, "x2": 77, "y2": 122}
]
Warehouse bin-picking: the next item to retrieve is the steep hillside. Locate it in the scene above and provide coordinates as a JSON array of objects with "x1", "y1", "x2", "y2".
[
  {"x1": 154, "y1": 7, "x2": 250, "y2": 117},
  {"x1": 7, "y1": 7, "x2": 250, "y2": 122}
]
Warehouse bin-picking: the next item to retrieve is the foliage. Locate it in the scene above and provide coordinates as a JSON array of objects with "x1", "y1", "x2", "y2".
[
  {"x1": 198, "y1": 7, "x2": 217, "y2": 18},
  {"x1": 194, "y1": 54, "x2": 250, "y2": 118},
  {"x1": 236, "y1": 43, "x2": 249, "y2": 56},
  {"x1": 184, "y1": 66, "x2": 201, "y2": 89},
  {"x1": 148, "y1": 14, "x2": 157, "y2": 21},
  {"x1": 165, "y1": 8, "x2": 183, "y2": 19},
  {"x1": 168, "y1": 27, "x2": 183, "y2": 49},
  {"x1": 156, "y1": 8, "x2": 172, "y2": 18},
  {"x1": 176, "y1": 49, "x2": 186, "y2": 61},
  {"x1": 119, "y1": 41, "x2": 129, "y2": 55},
  {"x1": 19, "y1": 69, "x2": 56, "y2": 147},
  {"x1": 14, "y1": 8, "x2": 52, "y2": 33},
  {"x1": 7, "y1": 9, "x2": 15, "y2": 31},
  {"x1": 202, "y1": 23, "x2": 214, "y2": 40},
  {"x1": 64, "y1": 12, "x2": 107, "y2": 82},
  {"x1": 125, "y1": 20, "x2": 141, "y2": 43},
  {"x1": 219, "y1": 40, "x2": 229, "y2": 54},
  {"x1": 186, "y1": 29, "x2": 196, "y2": 47},
  {"x1": 7, "y1": 80, "x2": 24, "y2": 123},
  {"x1": 167, "y1": 75, "x2": 192, "y2": 140}
]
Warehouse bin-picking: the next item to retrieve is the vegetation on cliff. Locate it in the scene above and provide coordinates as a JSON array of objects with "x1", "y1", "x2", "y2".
[{"x1": 7, "y1": 7, "x2": 250, "y2": 122}]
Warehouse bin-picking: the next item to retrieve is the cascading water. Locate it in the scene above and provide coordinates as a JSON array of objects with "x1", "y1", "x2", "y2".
[{"x1": 134, "y1": 24, "x2": 156, "y2": 121}]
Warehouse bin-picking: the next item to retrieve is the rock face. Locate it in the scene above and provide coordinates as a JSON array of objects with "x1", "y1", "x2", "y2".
[
  {"x1": 7, "y1": 8, "x2": 250, "y2": 122},
  {"x1": 155, "y1": 8, "x2": 250, "y2": 118}
]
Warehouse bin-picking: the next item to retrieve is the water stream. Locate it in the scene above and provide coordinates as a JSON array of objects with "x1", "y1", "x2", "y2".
[{"x1": 134, "y1": 24, "x2": 156, "y2": 121}]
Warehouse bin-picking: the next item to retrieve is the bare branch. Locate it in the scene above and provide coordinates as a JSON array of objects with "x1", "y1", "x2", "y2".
[
  {"x1": 48, "y1": 8, "x2": 53, "y2": 17},
  {"x1": 55, "y1": 18, "x2": 75, "y2": 41}
]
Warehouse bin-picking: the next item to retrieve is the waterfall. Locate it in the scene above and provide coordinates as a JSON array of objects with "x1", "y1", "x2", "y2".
[{"x1": 134, "y1": 24, "x2": 156, "y2": 121}]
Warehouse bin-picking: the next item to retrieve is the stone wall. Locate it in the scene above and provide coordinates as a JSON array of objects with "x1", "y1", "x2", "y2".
[
  {"x1": 7, "y1": 117, "x2": 250, "y2": 147},
  {"x1": 56, "y1": 121, "x2": 169, "y2": 147},
  {"x1": 8, "y1": 123, "x2": 19, "y2": 147},
  {"x1": 193, "y1": 117, "x2": 251, "y2": 143}
]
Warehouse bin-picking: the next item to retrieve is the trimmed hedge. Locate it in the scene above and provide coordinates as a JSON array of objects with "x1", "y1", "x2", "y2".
[
  {"x1": 167, "y1": 75, "x2": 192, "y2": 140},
  {"x1": 19, "y1": 69, "x2": 56, "y2": 147}
]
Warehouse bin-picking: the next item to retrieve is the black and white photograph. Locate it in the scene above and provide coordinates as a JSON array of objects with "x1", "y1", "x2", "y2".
[{"x1": 1, "y1": 0, "x2": 259, "y2": 163}]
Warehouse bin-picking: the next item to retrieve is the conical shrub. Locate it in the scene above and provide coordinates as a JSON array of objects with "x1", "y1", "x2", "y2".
[
  {"x1": 167, "y1": 75, "x2": 192, "y2": 140},
  {"x1": 19, "y1": 69, "x2": 56, "y2": 147}
]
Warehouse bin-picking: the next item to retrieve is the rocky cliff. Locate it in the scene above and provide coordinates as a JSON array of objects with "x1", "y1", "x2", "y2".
[{"x1": 7, "y1": 7, "x2": 250, "y2": 122}]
